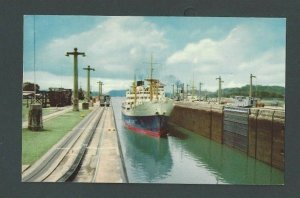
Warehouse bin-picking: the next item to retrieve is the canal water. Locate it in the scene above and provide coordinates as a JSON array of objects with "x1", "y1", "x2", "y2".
[{"x1": 111, "y1": 97, "x2": 284, "y2": 184}]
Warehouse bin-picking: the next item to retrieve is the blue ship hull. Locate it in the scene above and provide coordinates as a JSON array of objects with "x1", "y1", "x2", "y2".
[{"x1": 122, "y1": 113, "x2": 168, "y2": 137}]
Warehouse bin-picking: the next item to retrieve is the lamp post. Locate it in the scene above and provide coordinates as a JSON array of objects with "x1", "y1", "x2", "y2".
[{"x1": 66, "y1": 48, "x2": 85, "y2": 111}]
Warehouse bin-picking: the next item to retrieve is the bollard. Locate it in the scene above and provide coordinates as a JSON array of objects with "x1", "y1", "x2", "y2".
[
  {"x1": 82, "y1": 102, "x2": 89, "y2": 109},
  {"x1": 28, "y1": 103, "x2": 43, "y2": 131}
]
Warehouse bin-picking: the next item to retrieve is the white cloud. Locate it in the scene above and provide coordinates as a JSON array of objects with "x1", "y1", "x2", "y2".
[
  {"x1": 24, "y1": 18, "x2": 285, "y2": 93},
  {"x1": 164, "y1": 24, "x2": 285, "y2": 91},
  {"x1": 23, "y1": 71, "x2": 132, "y2": 93},
  {"x1": 34, "y1": 16, "x2": 168, "y2": 80}
]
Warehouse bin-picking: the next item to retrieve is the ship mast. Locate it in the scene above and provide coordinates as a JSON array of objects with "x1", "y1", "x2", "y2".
[
  {"x1": 146, "y1": 54, "x2": 160, "y2": 101},
  {"x1": 150, "y1": 54, "x2": 154, "y2": 101},
  {"x1": 156, "y1": 81, "x2": 159, "y2": 100},
  {"x1": 133, "y1": 74, "x2": 137, "y2": 107}
]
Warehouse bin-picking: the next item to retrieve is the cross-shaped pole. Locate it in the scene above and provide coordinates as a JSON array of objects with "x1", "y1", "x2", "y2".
[
  {"x1": 199, "y1": 82, "x2": 203, "y2": 99},
  {"x1": 216, "y1": 76, "x2": 224, "y2": 104},
  {"x1": 66, "y1": 47, "x2": 86, "y2": 111},
  {"x1": 97, "y1": 81, "x2": 104, "y2": 99},
  {"x1": 83, "y1": 65, "x2": 95, "y2": 102},
  {"x1": 182, "y1": 83, "x2": 184, "y2": 100},
  {"x1": 172, "y1": 84, "x2": 174, "y2": 99},
  {"x1": 186, "y1": 84, "x2": 189, "y2": 100},
  {"x1": 250, "y1": 73, "x2": 256, "y2": 98}
]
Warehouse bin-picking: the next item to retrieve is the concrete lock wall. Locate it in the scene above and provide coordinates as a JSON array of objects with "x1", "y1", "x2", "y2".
[
  {"x1": 271, "y1": 110, "x2": 285, "y2": 170},
  {"x1": 248, "y1": 108, "x2": 259, "y2": 158},
  {"x1": 168, "y1": 104, "x2": 223, "y2": 142},
  {"x1": 256, "y1": 109, "x2": 274, "y2": 165},
  {"x1": 168, "y1": 104, "x2": 285, "y2": 171},
  {"x1": 211, "y1": 106, "x2": 223, "y2": 144},
  {"x1": 253, "y1": 109, "x2": 285, "y2": 170}
]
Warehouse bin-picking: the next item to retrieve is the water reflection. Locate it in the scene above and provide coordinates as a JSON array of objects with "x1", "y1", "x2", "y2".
[
  {"x1": 122, "y1": 128, "x2": 173, "y2": 183},
  {"x1": 169, "y1": 125, "x2": 284, "y2": 184},
  {"x1": 112, "y1": 97, "x2": 283, "y2": 184}
]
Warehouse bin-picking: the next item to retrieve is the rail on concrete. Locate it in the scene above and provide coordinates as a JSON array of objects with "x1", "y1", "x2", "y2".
[
  {"x1": 22, "y1": 104, "x2": 129, "y2": 183},
  {"x1": 22, "y1": 107, "x2": 101, "y2": 182}
]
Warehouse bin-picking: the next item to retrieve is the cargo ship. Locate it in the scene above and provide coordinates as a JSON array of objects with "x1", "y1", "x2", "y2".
[{"x1": 121, "y1": 58, "x2": 174, "y2": 137}]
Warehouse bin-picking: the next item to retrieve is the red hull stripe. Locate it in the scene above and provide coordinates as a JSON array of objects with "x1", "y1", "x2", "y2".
[{"x1": 124, "y1": 122, "x2": 161, "y2": 137}]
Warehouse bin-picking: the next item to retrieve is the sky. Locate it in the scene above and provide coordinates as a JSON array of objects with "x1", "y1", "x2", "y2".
[{"x1": 23, "y1": 16, "x2": 286, "y2": 93}]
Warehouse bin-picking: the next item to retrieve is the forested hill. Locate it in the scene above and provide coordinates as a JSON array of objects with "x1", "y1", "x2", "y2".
[
  {"x1": 91, "y1": 85, "x2": 285, "y2": 99},
  {"x1": 221, "y1": 85, "x2": 285, "y2": 98},
  {"x1": 90, "y1": 90, "x2": 126, "y2": 97},
  {"x1": 108, "y1": 90, "x2": 126, "y2": 97}
]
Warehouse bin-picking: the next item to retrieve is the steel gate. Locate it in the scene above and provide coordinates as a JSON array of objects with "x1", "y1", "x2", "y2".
[{"x1": 223, "y1": 106, "x2": 249, "y2": 152}]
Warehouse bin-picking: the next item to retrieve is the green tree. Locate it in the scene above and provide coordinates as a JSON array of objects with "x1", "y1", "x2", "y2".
[
  {"x1": 78, "y1": 88, "x2": 85, "y2": 100},
  {"x1": 23, "y1": 82, "x2": 40, "y2": 92}
]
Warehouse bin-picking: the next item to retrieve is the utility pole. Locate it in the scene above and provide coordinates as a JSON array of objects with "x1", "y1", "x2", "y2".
[
  {"x1": 216, "y1": 76, "x2": 224, "y2": 104},
  {"x1": 66, "y1": 47, "x2": 86, "y2": 111},
  {"x1": 192, "y1": 74, "x2": 195, "y2": 99},
  {"x1": 33, "y1": 15, "x2": 37, "y2": 103},
  {"x1": 172, "y1": 84, "x2": 174, "y2": 99},
  {"x1": 182, "y1": 83, "x2": 184, "y2": 101},
  {"x1": 199, "y1": 82, "x2": 203, "y2": 100},
  {"x1": 250, "y1": 73, "x2": 256, "y2": 98},
  {"x1": 83, "y1": 65, "x2": 95, "y2": 102},
  {"x1": 28, "y1": 15, "x2": 43, "y2": 131},
  {"x1": 192, "y1": 82, "x2": 195, "y2": 99},
  {"x1": 186, "y1": 84, "x2": 189, "y2": 100}
]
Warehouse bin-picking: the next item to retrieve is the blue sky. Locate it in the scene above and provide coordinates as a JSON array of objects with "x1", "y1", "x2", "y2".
[{"x1": 23, "y1": 16, "x2": 285, "y2": 93}]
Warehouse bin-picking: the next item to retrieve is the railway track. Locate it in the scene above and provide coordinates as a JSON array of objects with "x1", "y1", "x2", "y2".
[
  {"x1": 71, "y1": 106, "x2": 128, "y2": 183},
  {"x1": 22, "y1": 106, "x2": 105, "y2": 182},
  {"x1": 71, "y1": 107, "x2": 109, "y2": 182}
]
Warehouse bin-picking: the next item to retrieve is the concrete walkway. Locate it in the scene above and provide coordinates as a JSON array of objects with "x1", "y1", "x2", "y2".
[{"x1": 93, "y1": 106, "x2": 127, "y2": 183}]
